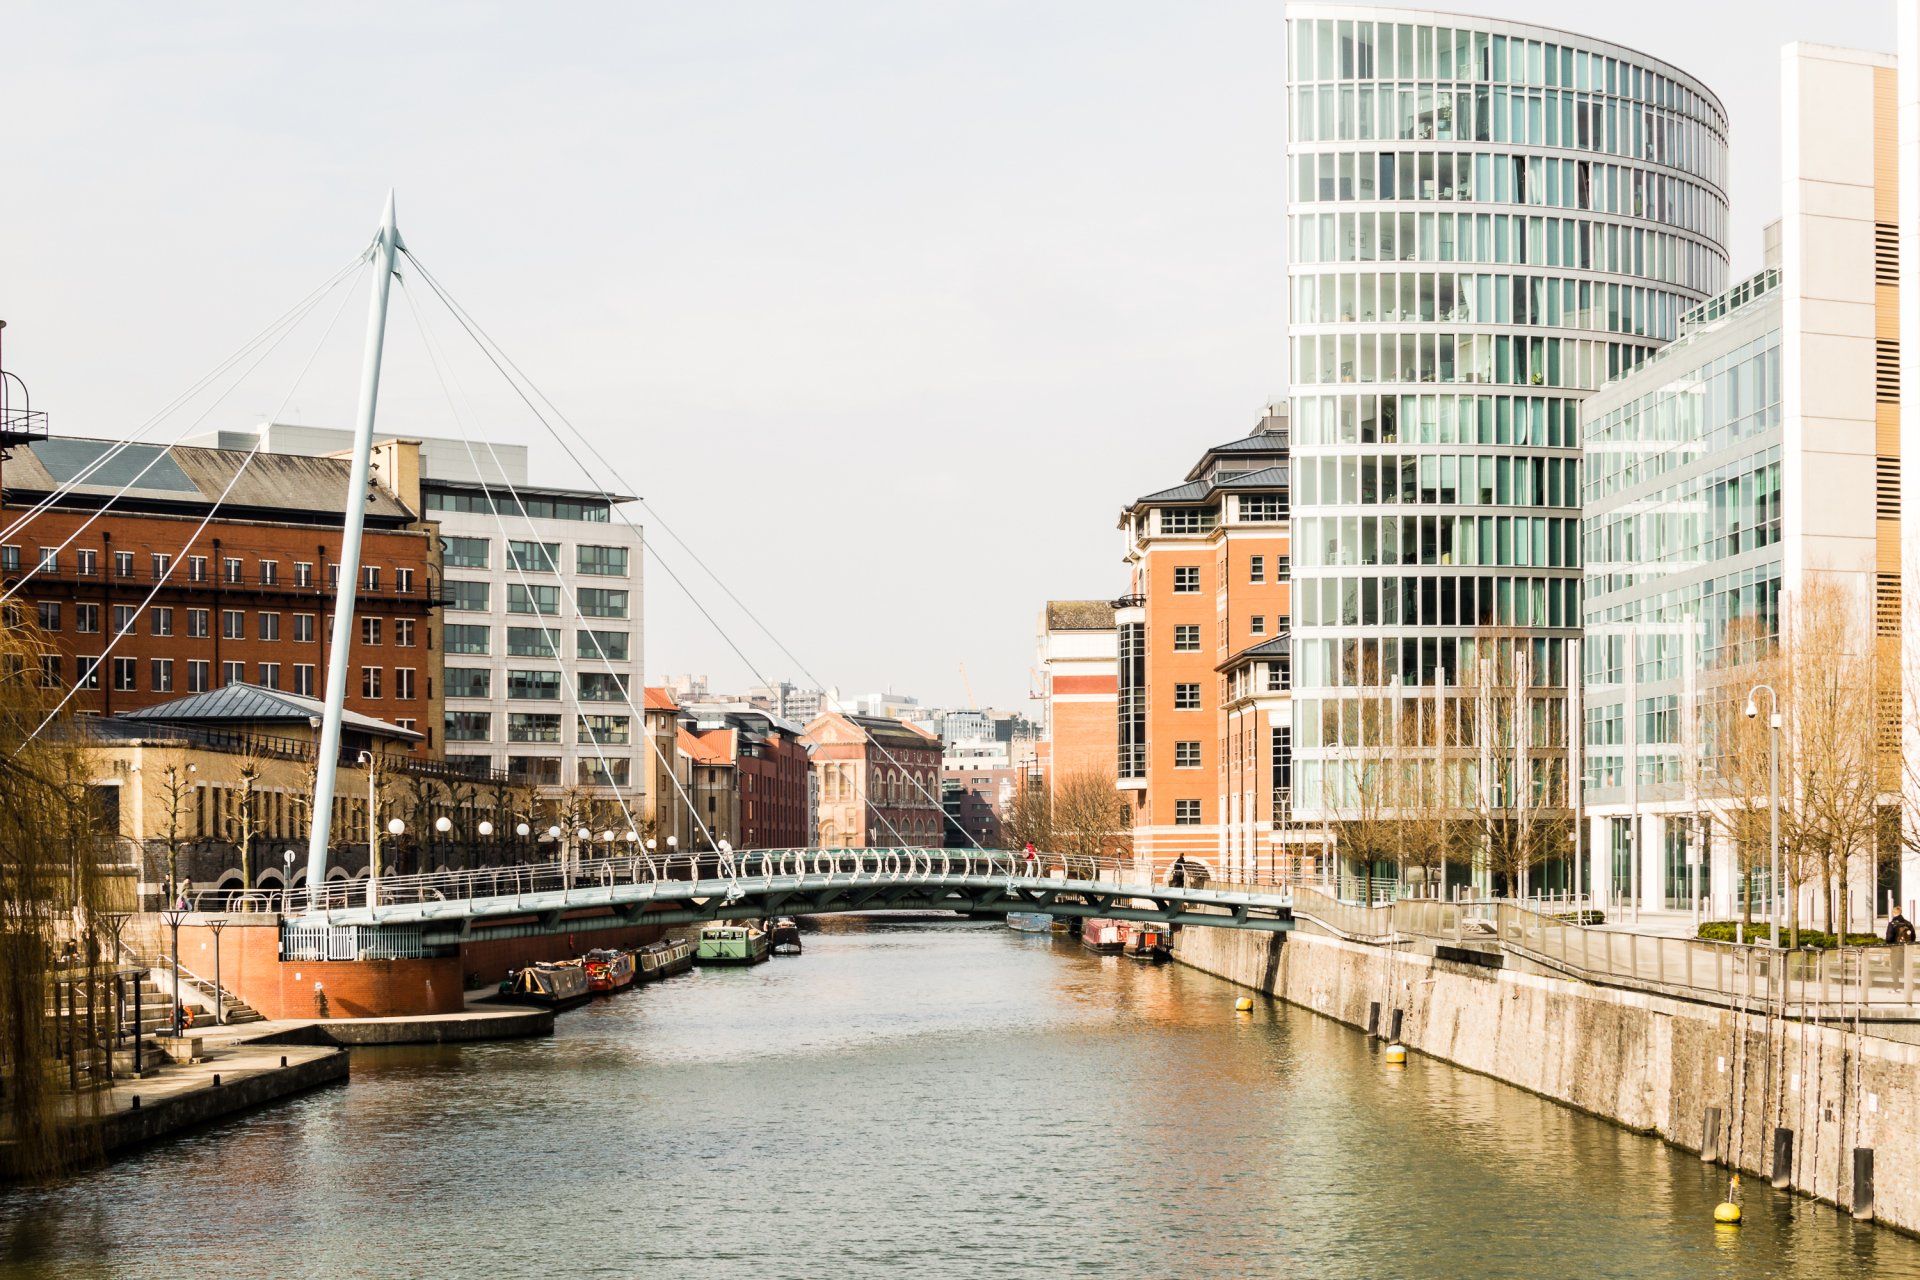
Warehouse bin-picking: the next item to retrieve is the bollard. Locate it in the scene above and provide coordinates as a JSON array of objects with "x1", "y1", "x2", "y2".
[
  {"x1": 1772, "y1": 1127, "x2": 1794, "y2": 1190},
  {"x1": 281, "y1": 1056, "x2": 288, "y2": 1068},
  {"x1": 130, "y1": 1095, "x2": 140, "y2": 1110},
  {"x1": 212, "y1": 1074, "x2": 221, "y2": 1087}
]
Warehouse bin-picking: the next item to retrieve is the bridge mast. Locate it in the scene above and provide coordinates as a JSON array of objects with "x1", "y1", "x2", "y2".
[{"x1": 303, "y1": 192, "x2": 403, "y2": 909}]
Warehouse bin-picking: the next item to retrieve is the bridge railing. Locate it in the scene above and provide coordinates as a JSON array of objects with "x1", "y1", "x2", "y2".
[{"x1": 271, "y1": 847, "x2": 1299, "y2": 917}]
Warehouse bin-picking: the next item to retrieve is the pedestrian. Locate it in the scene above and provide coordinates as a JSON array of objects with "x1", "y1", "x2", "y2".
[{"x1": 1887, "y1": 906, "x2": 1916, "y2": 945}]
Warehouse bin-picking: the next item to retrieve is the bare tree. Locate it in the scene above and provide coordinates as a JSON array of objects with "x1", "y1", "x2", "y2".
[
  {"x1": 1003, "y1": 775, "x2": 1055, "y2": 853},
  {"x1": 1051, "y1": 769, "x2": 1130, "y2": 867},
  {"x1": 1461, "y1": 630, "x2": 1573, "y2": 899},
  {"x1": 156, "y1": 760, "x2": 198, "y2": 903},
  {"x1": 221, "y1": 743, "x2": 264, "y2": 894}
]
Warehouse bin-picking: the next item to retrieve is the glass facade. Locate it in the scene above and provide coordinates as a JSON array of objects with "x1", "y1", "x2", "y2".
[
  {"x1": 1287, "y1": 9, "x2": 1729, "y2": 821},
  {"x1": 1580, "y1": 271, "x2": 1782, "y2": 809}
]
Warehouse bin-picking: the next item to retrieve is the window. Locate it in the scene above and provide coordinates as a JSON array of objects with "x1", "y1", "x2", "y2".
[
  {"x1": 507, "y1": 669, "x2": 562, "y2": 700},
  {"x1": 395, "y1": 668, "x2": 416, "y2": 700},
  {"x1": 259, "y1": 612, "x2": 281, "y2": 642},
  {"x1": 362, "y1": 566, "x2": 381, "y2": 591},
  {"x1": 187, "y1": 555, "x2": 207, "y2": 582},
  {"x1": 259, "y1": 662, "x2": 281, "y2": 690},
  {"x1": 0, "y1": 545, "x2": 18, "y2": 572},
  {"x1": 260, "y1": 560, "x2": 279, "y2": 585},
  {"x1": 394, "y1": 618, "x2": 415, "y2": 647},
  {"x1": 445, "y1": 623, "x2": 490, "y2": 655},
  {"x1": 508, "y1": 583, "x2": 561, "y2": 616},
  {"x1": 1174, "y1": 683, "x2": 1201, "y2": 710},
  {"x1": 293, "y1": 614, "x2": 315, "y2": 643},
  {"x1": 328, "y1": 564, "x2": 341, "y2": 588},
  {"x1": 188, "y1": 660, "x2": 210, "y2": 693},
  {"x1": 77, "y1": 656, "x2": 100, "y2": 690},
  {"x1": 37, "y1": 547, "x2": 58, "y2": 573},
  {"x1": 1251, "y1": 615, "x2": 1266, "y2": 636},
  {"x1": 447, "y1": 581, "x2": 490, "y2": 612},
  {"x1": 38, "y1": 655, "x2": 58, "y2": 688},
  {"x1": 429, "y1": 490, "x2": 610, "y2": 522},
  {"x1": 395, "y1": 567, "x2": 413, "y2": 595},
  {"x1": 507, "y1": 626, "x2": 559, "y2": 658},
  {"x1": 577, "y1": 545, "x2": 628, "y2": 577},
  {"x1": 150, "y1": 659, "x2": 173, "y2": 693},
  {"x1": 1250, "y1": 555, "x2": 1266, "y2": 583},
  {"x1": 221, "y1": 660, "x2": 244, "y2": 686},
  {"x1": 1277, "y1": 556, "x2": 1291, "y2": 579},
  {"x1": 1239, "y1": 495, "x2": 1286, "y2": 522},
  {"x1": 507, "y1": 756, "x2": 563, "y2": 785},
  {"x1": 446, "y1": 668, "x2": 491, "y2": 699},
  {"x1": 112, "y1": 657, "x2": 136, "y2": 692},
  {"x1": 113, "y1": 550, "x2": 134, "y2": 578},
  {"x1": 151, "y1": 607, "x2": 174, "y2": 637},
  {"x1": 577, "y1": 714, "x2": 631, "y2": 745},
  {"x1": 444, "y1": 537, "x2": 489, "y2": 569},
  {"x1": 579, "y1": 758, "x2": 631, "y2": 787},
  {"x1": 446, "y1": 711, "x2": 492, "y2": 742},
  {"x1": 508, "y1": 712, "x2": 563, "y2": 743},
  {"x1": 111, "y1": 604, "x2": 136, "y2": 636},
  {"x1": 223, "y1": 557, "x2": 242, "y2": 583},
  {"x1": 36, "y1": 601, "x2": 58, "y2": 631},
  {"x1": 1174, "y1": 799, "x2": 1202, "y2": 825},
  {"x1": 578, "y1": 672, "x2": 629, "y2": 702},
  {"x1": 151, "y1": 552, "x2": 171, "y2": 579},
  {"x1": 75, "y1": 604, "x2": 100, "y2": 634},
  {"x1": 1173, "y1": 624, "x2": 1201, "y2": 652},
  {"x1": 1175, "y1": 741, "x2": 1202, "y2": 768},
  {"x1": 295, "y1": 561, "x2": 314, "y2": 587},
  {"x1": 1173, "y1": 566, "x2": 1201, "y2": 593},
  {"x1": 361, "y1": 666, "x2": 383, "y2": 698},
  {"x1": 76, "y1": 549, "x2": 97, "y2": 576},
  {"x1": 1160, "y1": 508, "x2": 1217, "y2": 534},
  {"x1": 293, "y1": 664, "x2": 316, "y2": 696},
  {"x1": 507, "y1": 540, "x2": 561, "y2": 574},
  {"x1": 188, "y1": 608, "x2": 210, "y2": 638},
  {"x1": 578, "y1": 588, "x2": 628, "y2": 619},
  {"x1": 222, "y1": 610, "x2": 244, "y2": 640},
  {"x1": 577, "y1": 629, "x2": 629, "y2": 661},
  {"x1": 361, "y1": 616, "x2": 382, "y2": 646}
]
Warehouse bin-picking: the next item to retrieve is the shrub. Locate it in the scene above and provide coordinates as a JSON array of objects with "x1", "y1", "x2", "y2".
[{"x1": 1695, "y1": 921, "x2": 1883, "y2": 950}]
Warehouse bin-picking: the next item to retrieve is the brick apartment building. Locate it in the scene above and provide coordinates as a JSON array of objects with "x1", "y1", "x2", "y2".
[
  {"x1": 1, "y1": 437, "x2": 445, "y2": 750},
  {"x1": 803, "y1": 711, "x2": 943, "y2": 847},
  {"x1": 1034, "y1": 599, "x2": 1117, "y2": 791},
  {"x1": 667, "y1": 706, "x2": 812, "y2": 851},
  {"x1": 1116, "y1": 406, "x2": 1295, "y2": 879}
]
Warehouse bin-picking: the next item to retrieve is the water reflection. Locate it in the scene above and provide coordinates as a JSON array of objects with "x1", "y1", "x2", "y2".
[{"x1": 4, "y1": 915, "x2": 1919, "y2": 1279}]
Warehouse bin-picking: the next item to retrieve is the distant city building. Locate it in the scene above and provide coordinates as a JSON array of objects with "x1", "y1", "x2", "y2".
[
  {"x1": 803, "y1": 712, "x2": 943, "y2": 847},
  {"x1": 678, "y1": 704, "x2": 812, "y2": 849},
  {"x1": 209, "y1": 422, "x2": 644, "y2": 801},
  {"x1": 943, "y1": 778, "x2": 1005, "y2": 849},
  {"x1": 1, "y1": 435, "x2": 444, "y2": 747},
  {"x1": 746, "y1": 680, "x2": 826, "y2": 723},
  {"x1": 1035, "y1": 599, "x2": 1118, "y2": 791},
  {"x1": 643, "y1": 686, "x2": 692, "y2": 851}
]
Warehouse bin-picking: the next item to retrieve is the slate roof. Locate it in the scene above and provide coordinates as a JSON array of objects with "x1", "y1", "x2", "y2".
[
  {"x1": 118, "y1": 682, "x2": 422, "y2": 740},
  {"x1": 1217, "y1": 632, "x2": 1292, "y2": 672}
]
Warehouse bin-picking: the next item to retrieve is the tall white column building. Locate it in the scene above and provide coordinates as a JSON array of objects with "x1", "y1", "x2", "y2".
[{"x1": 1283, "y1": 6, "x2": 1729, "y2": 894}]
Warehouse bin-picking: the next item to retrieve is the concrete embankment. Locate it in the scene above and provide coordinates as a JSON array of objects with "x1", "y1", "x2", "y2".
[{"x1": 1176, "y1": 923, "x2": 1920, "y2": 1235}]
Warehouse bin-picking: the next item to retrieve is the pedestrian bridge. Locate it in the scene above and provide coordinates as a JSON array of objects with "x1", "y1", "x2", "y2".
[{"x1": 276, "y1": 849, "x2": 1295, "y2": 951}]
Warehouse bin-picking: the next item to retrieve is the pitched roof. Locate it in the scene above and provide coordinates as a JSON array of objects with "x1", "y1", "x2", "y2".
[
  {"x1": 1217, "y1": 465, "x2": 1290, "y2": 489},
  {"x1": 118, "y1": 682, "x2": 422, "y2": 740},
  {"x1": 8, "y1": 438, "x2": 419, "y2": 524},
  {"x1": 1045, "y1": 599, "x2": 1115, "y2": 631},
  {"x1": 677, "y1": 726, "x2": 735, "y2": 766},
  {"x1": 1217, "y1": 632, "x2": 1292, "y2": 672},
  {"x1": 643, "y1": 686, "x2": 679, "y2": 712},
  {"x1": 803, "y1": 711, "x2": 940, "y2": 752}
]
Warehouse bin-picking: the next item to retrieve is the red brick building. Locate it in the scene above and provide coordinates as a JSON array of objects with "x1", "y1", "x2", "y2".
[
  {"x1": 803, "y1": 712, "x2": 943, "y2": 847},
  {"x1": 1, "y1": 437, "x2": 445, "y2": 750}
]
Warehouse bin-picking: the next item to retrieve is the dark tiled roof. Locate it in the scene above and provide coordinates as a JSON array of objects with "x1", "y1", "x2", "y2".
[
  {"x1": 1045, "y1": 599, "x2": 1115, "y2": 631},
  {"x1": 848, "y1": 714, "x2": 939, "y2": 751},
  {"x1": 1217, "y1": 633, "x2": 1291, "y2": 672},
  {"x1": 1217, "y1": 465, "x2": 1290, "y2": 489},
  {"x1": 119, "y1": 682, "x2": 421, "y2": 740},
  {"x1": 1135, "y1": 479, "x2": 1210, "y2": 504}
]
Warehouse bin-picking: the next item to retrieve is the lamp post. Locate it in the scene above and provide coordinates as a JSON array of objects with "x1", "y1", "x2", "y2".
[
  {"x1": 380, "y1": 819, "x2": 403, "y2": 908},
  {"x1": 435, "y1": 814, "x2": 452, "y2": 872},
  {"x1": 206, "y1": 918, "x2": 227, "y2": 1025},
  {"x1": 1745, "y1": 684, "x2": 1782, "y2": 949},
  {"x1": 359, "y1": 751, "x2": 381, "y2": 909},
  {"x1": 282, "y1": 849, "x2": 296, "y2": 912},
  {"x1": 160, "y1": 906, "x2": 187, "y2": 1037}
]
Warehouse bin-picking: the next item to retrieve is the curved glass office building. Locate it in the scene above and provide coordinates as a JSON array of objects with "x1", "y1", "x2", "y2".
[{"x1": 1284, "y1": 6, "x2": 1729, "y2": 889}]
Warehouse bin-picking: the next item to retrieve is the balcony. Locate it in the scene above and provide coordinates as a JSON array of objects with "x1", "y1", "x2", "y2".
[{"x1": 0, "y1": 404, "x2": 49, "y2": 451}]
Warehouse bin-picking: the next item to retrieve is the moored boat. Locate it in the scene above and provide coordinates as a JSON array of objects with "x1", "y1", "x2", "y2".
[
  {"x1": 769, "y1": 917, "x2": 803, "y2": 955},
  {"x1": 583, "y1": 947, "x2": 636, "y2": 993},
  {"x1": 1006, "y1": 912, "x2": 1054, "y2": 933},
  {"x1": 636, "y1": 936, "x2": 694, "y2": 983},
  {"x1": 1125, "y1": 924, "x2": 1172, "y2": 962},
  {"x1": 496, "y1": 960, "x2": 591, "y2": 1009},
  {"x1": 1080, "y1": 918, "x2": 1130, "y2": 955},
  {"x1": 695, "y1": 922, "x2": 771, "y2": 966}
]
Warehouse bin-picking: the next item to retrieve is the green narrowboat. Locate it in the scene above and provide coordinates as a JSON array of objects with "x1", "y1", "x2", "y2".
[{"x1": 695, "y1": 922, "x2": 770, "y2": 966}]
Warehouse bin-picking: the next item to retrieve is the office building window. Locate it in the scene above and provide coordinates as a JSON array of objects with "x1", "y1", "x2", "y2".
[
  {"x1": 75, "y1": 604, "x2": 100, "y2": 634},
  {"x1": 113, "y1": 550, "x2": 134, "y2": 578},
  {"x1": 395, "y1": 618, "x2": 415, "y2": 647},
  {"x1": 294, "y1": 613, "x2": 316, "y2": 643},
  {"x1": 444, "y1": 537, "x2": 489, "y2": 569},
  {"x1": 1250, "y1": 554, "x2": 1266, "y2": 583},
  {"x1": 295, "y1": 561, "x2": 314, "y2": 587},
  {"x1": 152, "y1": 552, "x2": 171, "y2": 578},
  {"x1": 1174, "y1": 799, "x2": 1201, "y2": 825},
  {"x1": 37, "y1": 547, "x2": 58, "y2": 573},
  {"x1": 361, "y1": 666, "x2": 382, "y2": 698},
  {"x1": 259, "y1": 612, "x2": 281, "y2": 642},
  {"x1": 395, "y1": 567, "x2": 413, "y2": 594},
  {"x1": 111, "y1": 604, "x2": 137, "y2": 636},
  {"x1": 223, "y1": 557, "x2": 242, "y2": 583},
  {"x1": 507, "y1": 626, "x2": 559, "y2": 658},
  {"x1": 578, "y1": 672, "x2": 629, "y2": 702},
  {"x1": 36, "y1": 601, "x2": 58, "y2": 631},
  {"x1": 1175, "y1": 741, "x2": 1201, "y2": 768},
  {"x1": 447, "y1": 581, "x2": 490, "y2": 612},
  {"x1": 293, "y1": 664, "x2": 316, "y2": 696},
  {"x1": 1174, "y1": 683, "x2": 1201, "y2": 710},
  {"x1": 362, "y1": 616, "x2": 382, "y2": 646},
  {"x1": 259, "y1": 662, "x2": 281, "y2": 690},
  {"x1": 187, "y1": 555, "x2": 207, "y2": 582},
  {"x1": 77, "y1": 656, "x2": 100, "y2": 690},
  {"x1": 445, "y1": 623, "x2": 490, "y2": 655},
  {"x1": 222, "y1": 610, "x2": 244, "y2": 640},
  {"x1": 1173, "y1": 624, "x2": 1201, "y2": 652},
  {"x1": 260, "y1": 559, "x2": 279, "y2": 585},
  {"x1": 188, "y1": 609, "x2": 210, "y2": 639},
  {"x1": 0, "y1": 545, "x2": 19, "y2": 572},
  {"x1": 1251, "y1": 615, "x2": 1266, "y2": 635},
  {"x1": 579, "y1": 758, "x2": 631, "y2": 787},
  {"x1": 446, "y1": 711, "x2": 492, "y2": 742},
  {"x1": 577, "y1": 629, "x2": 629, "y2": 661},
  {"x1": 508, "y1": 712, "x2": 563, "y2": 743},
  {"x1": 151, "y1": 607, "x2": 174, "y2": 637},
  {"x1": 507, "y1": 540, "x2": 561, "y2": 574},
  {"x1": 395, "y1": 668, "x2": 416, "y2": 700},
  {"x1": 188, "y1": 660, "x2": 210, "y2": 693},
  {"x1": 221, "y1": 660, "x2": 244, "y2": 686},
  {"x1": 150, "y1": 659, "x2": 174, "y2": 693},
  {"x1": 577, "y1": 714, "x2": 631, "y2": 745},
  {"x1": 112, "y1": 657, "x2": 136, "y2": 693},
  {"x1": 508, "y1": 583, "x2": 561, "y2": 616},
  {"x1": 362, "y1": 566, "x2": 381, "y2": 591},
  {"x1": 446, "y1": 668, "x2": 491, "y2": 699},
  {"x1": 507, "y1": 669, "x2": 562, "y2": 700},
  {"x1": 507, "y1": 756, "x2": 563, "y2": 785},
  {"x1": 578, "y1": 588, "x2": 628, "y2": 619},
  {"x1": 76, "y1": 549, "x2": 97, "y2": 576},
  {"x1": 1173, "y1": 566, "x2": 1201, "y2": 593},
  {"x1": 39, "y1": 655, "x2": 60, "y2": 688},
  {"x1": 577, "y1": 545, "x2": 629, "y2": 576}
]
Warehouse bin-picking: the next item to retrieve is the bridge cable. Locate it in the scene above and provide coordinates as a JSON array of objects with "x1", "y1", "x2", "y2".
[
  {"x1": 17, "y1": 260, "x2": 372, "y2": 747},
  {"x1": 396, "y1": 248, "x2": 967, "y2": 852}
]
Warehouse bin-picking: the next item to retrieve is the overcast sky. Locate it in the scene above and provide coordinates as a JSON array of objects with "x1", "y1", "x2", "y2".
[{"x1": 0, "y1": 0, "x2": 1894, "y2": 713}]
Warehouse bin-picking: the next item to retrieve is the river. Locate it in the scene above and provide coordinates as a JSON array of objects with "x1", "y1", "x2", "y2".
[{"x1": 4, "y1": 915, "x2": 1919, "y2": 1278}]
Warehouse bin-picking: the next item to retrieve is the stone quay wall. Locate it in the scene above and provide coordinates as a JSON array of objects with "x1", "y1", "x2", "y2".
[{"x1": 1175, "y1": 924, "x2": 1920, "y2": 1236}]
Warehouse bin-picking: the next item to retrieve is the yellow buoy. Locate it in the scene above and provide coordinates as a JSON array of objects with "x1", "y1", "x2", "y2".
[
  {"x1": 1384, "y1": 1042, "x2": 1407, "y2": 1066},
  {"x1": 1234, "y1": 996, "x2": 1254, "y2": 1013},
  {"x1": 1713, "y1": 1201, "x2": 1742, "y2": 1225}
]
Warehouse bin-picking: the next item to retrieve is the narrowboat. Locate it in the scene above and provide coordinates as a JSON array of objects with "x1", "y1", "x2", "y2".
[
  {"x1": 695, "y1": 922, "x2": 771, "y2": 966},
  {"x1": 769, "y1": 917, "x2": 803, "y2": 955},
  {"x1": 1006, "y1": 912, "x2": 1054, "y2": 933},
  {"x1": 636, "y1": 936, "x2": 694, "y2": 983},
  {"x1": 496, "y1": 960, "x2": 591, "y2": 1010},
  {"x1": 1080, "y1": 918, "x2": 1131, "y2": 955},
  {"x1": 583, "y1": 948, "x2": 636, "y2": 993},
  {"x1": 1125, "y1": 924, "x2": 1172, "y2": 962}
]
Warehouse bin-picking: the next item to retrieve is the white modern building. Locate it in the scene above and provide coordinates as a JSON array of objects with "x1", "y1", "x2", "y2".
[
  {"x1": 1284, "y1": 6, "x2": 1731, "y2": 893},
  {"x1": 203, "y1": 422, "x2": 646, "y2": 800}
]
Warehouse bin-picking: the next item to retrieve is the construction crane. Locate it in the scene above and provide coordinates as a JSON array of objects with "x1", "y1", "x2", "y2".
[{"x1": 958, "y1": 662, "x2": 978, "y2": 709}]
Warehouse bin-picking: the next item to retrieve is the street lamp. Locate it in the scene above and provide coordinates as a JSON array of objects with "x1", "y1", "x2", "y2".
[
  {"x1": 478, "y1": 820, "x2": 494, "y2": 838},
  {"x1": 160, "y1": 906, "x2": 187, "y2": 1037},
  {"x1": 1745, "y1": 685, "x2": 1783, "y2": 949},
  {"x1": 436, "y1": 816, "x2": 452, "y2": 836},
  {"x1": 282, "y1": 849, "x2": 295, "y2": 912},
  {"x1": 206, "y1": 918, "x2": 227, "y2": 1025}
]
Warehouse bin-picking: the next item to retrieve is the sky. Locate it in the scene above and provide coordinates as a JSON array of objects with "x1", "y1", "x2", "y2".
[{"x1": 0, "y1": 0, "x2": 1896, "y2": 713}]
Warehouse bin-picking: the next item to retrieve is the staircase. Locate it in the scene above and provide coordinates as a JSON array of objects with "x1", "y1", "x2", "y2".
[
  {"x1": 42, "y1": 969, "x2": 174, "y2": 1088},
  {"x1": 120, "y1": 944, "x2": 265, "y2": 1026}
]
